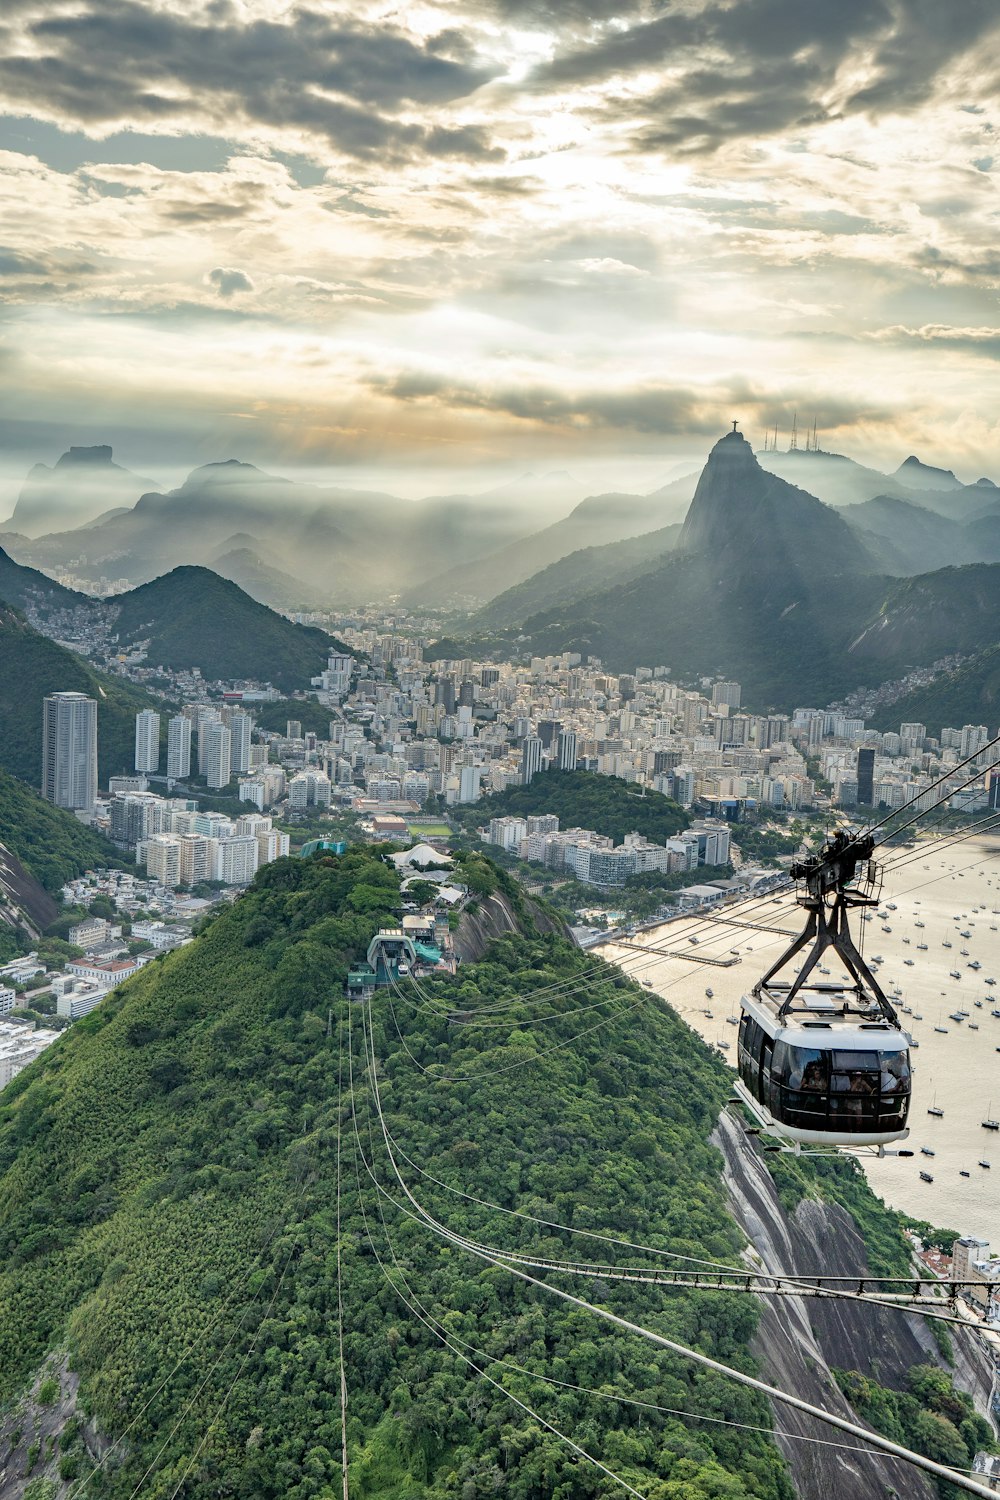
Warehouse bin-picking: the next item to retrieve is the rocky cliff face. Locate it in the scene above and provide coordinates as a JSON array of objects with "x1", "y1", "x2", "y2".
[
  {"x1": 0, "y1": 842, "x2": 57, "y2": 937},
  {"x1": 452, "y1": 889, "x2": 567, "y2": 962},
  {"x1": 715, "y1": 1113, "x2": 996, "y2": 1499}
]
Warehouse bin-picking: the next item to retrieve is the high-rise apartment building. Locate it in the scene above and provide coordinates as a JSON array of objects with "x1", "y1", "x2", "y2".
[
  {"x1": 195, "y1": 708, "x2": 221, "y2": 776},
  {"x1": 214, "y1": 835, "x2": 258, "y2": 886},
  {"x1": 134, "y1": 709, "x2": 160, "y2": 774},
  {"x1": 520, "y1": 736, "x2": 543, "y2": 786},
  {"x1": 203, "y1": 721, "x2": 232, "y2": 790},
  {"x1": 557, "y1": 729, "x2": 578, "y2": 771},
  {"x1": 229, "y1": 712, "x2": 252, "y2": 776},
  {"x1": 144, "y1": 833, "x2": 183, "y2": 887},
  {"x1": 457, "y1": 765, "x2": 481, "y2": 803},
  {"x1": 856, "y1": 747, "x2": 876, "y2": 806},
  {"x1": 180, "y1": 833, "x2": 216, "y2": 886},
  {"x1": 166, "y1": 714, "x2": 192, "y2": 779},
  {"x1": 711, "y1": 681, "x2": 742, "y2": 710},
  {"x1": 42, "y1": 691, "x2": 98, "y2": 813},
  {"x1": 960, "y1": 724, "x2": 989, "y2": 761}
]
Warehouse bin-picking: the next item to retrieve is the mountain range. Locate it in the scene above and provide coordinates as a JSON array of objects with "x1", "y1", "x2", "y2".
[
  {"x1": 8, "y1": 432, "x2": 1000, "y2": 714},
  {"x1": 439, "y1": 431, "x2": 1000, "y2": 711},
  {"x1": 9, "y1": 437, "x2": 999, "y2": 620},
  {"x1": 2, "y1": 450, "x2": 592, "y2": 604}
]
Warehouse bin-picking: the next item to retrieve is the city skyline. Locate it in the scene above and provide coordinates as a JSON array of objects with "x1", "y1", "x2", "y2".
[{"x1": 2, "y1": 2, "x2": 1000, "y2": 501}]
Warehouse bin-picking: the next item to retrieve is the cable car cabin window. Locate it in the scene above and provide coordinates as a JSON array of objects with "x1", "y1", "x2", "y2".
[
  {"x1": 771, "y1": 1041, "x2": 829, "y2": 1126},
  {"x1": 761, "y1": 1037, "x2": 776, "y2": 1113},
  {"x1": 738, "y1": 1016, "x2": 765, "y2": 1096}
]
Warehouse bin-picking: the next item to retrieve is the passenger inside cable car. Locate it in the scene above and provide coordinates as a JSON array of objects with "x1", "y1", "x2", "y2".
[{"x1": 737, "y1": 1017, "x2": 911, "y2": 1135}]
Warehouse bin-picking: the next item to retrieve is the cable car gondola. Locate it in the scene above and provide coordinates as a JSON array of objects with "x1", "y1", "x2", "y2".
[{"x1": 734, "y1": 830, "x2": 912, "y2": 1153}]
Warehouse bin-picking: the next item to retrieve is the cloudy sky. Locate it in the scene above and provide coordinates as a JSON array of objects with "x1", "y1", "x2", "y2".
[{"x1": 2, "y1": 0, "x2": 999, "y2": 495}]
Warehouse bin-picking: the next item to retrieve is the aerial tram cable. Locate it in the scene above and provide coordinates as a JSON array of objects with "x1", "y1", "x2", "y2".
[
  {"x1": 386, "y1": 821, "x2": 1000, "y2": 1089},
  {"x1": 348, "y1": 1015, "x2": 994, "y2": 1479},
  {"x1": 59, "y1": 1197, "x2": 301, "y2": 1500},
  {"x1": 393, "y1": 812, "x2": 987, "y2": 1038},
  {"x1": 121, "y1": 1183, "x2": 308, "y2": 1500},
  {"x1": 353, "y1": 1003, "x2": 1000, "y2": 1500},
  {"x1": 344, "y1": 1006, "x2": 653, "y2": 1500},
  {"x1": 864, "y1": 731, "x2": 1000, "y2": 840},
  {"x1": 359, "y1": 1000, "x2": 983, "y2": 1327},
  {"x1": 393, "y1": 822, "x2": 998, "y2": 1076},
  {"x1": 158, "y1": 1220, "x2": 303, "y2": 1500},
  {"x1": 401, "y1": 801, "x2": 1000, "y2": 1024},
  {"x1": 361, "y1": 1000, "x2": 981, "y2": 1325},
  {"x1": 390, "y1": 786, "x2": 999, "y2": 1034},
  {"x1": 615, "y1": 809, "x2": 1000, "y2": 974},
  {"x1": 335, "y1": 1021, "x2": 350, "y2": 1500},
  {"x1": 347, "y1": 1067, "x2": 990, "y2": 1485}
]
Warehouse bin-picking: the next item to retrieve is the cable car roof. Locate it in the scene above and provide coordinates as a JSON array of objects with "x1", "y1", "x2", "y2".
[{"x1": 741, "y1": 990, "x2": 911, "y2": 1051}]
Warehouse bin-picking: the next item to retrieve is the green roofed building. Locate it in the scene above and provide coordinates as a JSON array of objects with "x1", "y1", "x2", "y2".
[{"x1": 300, "y1": 838, "x2": 348, "y2": 858}]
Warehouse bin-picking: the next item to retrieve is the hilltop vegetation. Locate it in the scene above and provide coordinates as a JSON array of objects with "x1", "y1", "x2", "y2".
[
  {"x1": 0, "y1": 769, "x2": 124, "y2": 892},
  {"x1": 0, "y1": 546, "x2": 85, "y2": 615},
  {"x1": 0, "y1": 847, "x2": 798, "y2": 1499},
  {"x1": 0, "y1": 606, "x2": 166, "y2": 787},
  {"x1": 869, "y1": 644, "x2": 1000, "y2": 735},
  {"x1": 107, "y1": 567, "x2": 335, "y2": 691},
  {"x1": 451, "y1": 768, "x2": 690, "y2": 843},
  {"x1": 0, "y1": 847, "x2": 981, "y2": 1499}
]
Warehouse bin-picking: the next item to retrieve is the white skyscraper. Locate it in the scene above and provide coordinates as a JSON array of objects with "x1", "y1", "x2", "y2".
[
  {"x1": 229, "y1": 712, "x2": 252, "y2": 776},
  {"x1": 557, "y1": 730, "x2": 578, "y2": 771},
  {"x1": 134, "y1": 709, "x2": 160, "y2": 774},
  {"x1": 203, "y1": 721, "x2": 232, "y2": 789},
  {"x1": 166, "y1": 714, "x2": 192, "y2": 779},
  {"x1": 520, "y1": 736, "x2": 542, "y2": 786},
  {"x1": 197, "y1": 709, "x2": 222, "y2": 775},
  {"x1": 214, "y1": 835, "x2": 259, "y2": 886},
  {"x1": 458, "y1": 765, "x2": 481, "y2": 803},
  {"x1": 42, "y1": 692, "x2": 98, "y2": 813}
]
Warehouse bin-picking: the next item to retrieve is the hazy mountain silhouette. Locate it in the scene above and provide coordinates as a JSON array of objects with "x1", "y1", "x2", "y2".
[
  {"x1": 9, "y1": 459, "x2": 582, "y2": 602},
  {"x1": 473, "y1": 431, "x2": 1000, "y2": 707},
  {"x1": 7, "y1": 446, "x2": 157, "y2": 537},
  {"x1": 894, "y1": 454, "x2": 961, "y2": 490}
]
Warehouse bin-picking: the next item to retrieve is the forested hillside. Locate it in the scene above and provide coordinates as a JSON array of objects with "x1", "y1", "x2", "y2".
[
  {"x1": 107, "y1": 566, "x2": 335, "y2": 691},
  {"x1": 0, "y1": 606, "x2": 166, "y2": 787},
  {"x1": 0, "y1": 768, "x2": 124, "y2": 891},
  {"x1": 451, "y1": 768, "x2": 689, "y2": 843},
  {"x1": 0, "y1": 849, "x2": 984, "y2": 1499},
  {"x1": 0, "y1": 848, "x2": 789, "y2": 1499}
]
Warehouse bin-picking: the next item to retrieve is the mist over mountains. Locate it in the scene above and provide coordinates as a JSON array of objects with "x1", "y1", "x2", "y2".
[{"x1": 5, "y1": 428, "x2": 1000, "y2": 712}]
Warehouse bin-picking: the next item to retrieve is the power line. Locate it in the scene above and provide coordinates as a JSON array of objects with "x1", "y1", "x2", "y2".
[
  {"x1": 345, "y1": 1003, "x2": 652, "y2": 1499},
  {"x1": 358, "y1": 1001, "x2": 999, "y2": 1499},
  {"x1": 336, "y1": 1017, "x2": 350, "y2": 1500}
]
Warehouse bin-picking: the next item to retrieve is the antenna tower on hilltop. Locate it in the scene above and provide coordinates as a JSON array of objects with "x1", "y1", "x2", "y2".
[{"x1": 790, "y1": 413, "x2": 798, "y2": 451}]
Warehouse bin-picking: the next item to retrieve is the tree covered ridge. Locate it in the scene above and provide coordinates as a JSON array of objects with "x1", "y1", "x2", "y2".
[
  {"x1": 107, "y1": 566, "x2": 339, "y2": 692},
  {"x1": 0, "y1": 606, "x2": 166, "y2": 787},
  {"x1": 452, "y1": 768, "x2": 689, "y2": 845},
  {"x1": 0, "y1": 768, "x2": 124, "y2": 893},
  {"x1": 0, "y1": 846, "x2": 929, "y2": 1499}
]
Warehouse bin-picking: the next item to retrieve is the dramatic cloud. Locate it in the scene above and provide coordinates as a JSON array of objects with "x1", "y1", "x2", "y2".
[
  {"x1": 1, "y1": 0, "x2": 999, "y2": 485},
  {"x1": 207, "y1": 267, "x2": 254, "y2": 298}
]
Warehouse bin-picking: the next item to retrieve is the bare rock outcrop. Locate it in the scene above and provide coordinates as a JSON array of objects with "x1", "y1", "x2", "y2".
[{"x1": 715, "y1": 1111, "x2": 996, "y2": 1499}]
